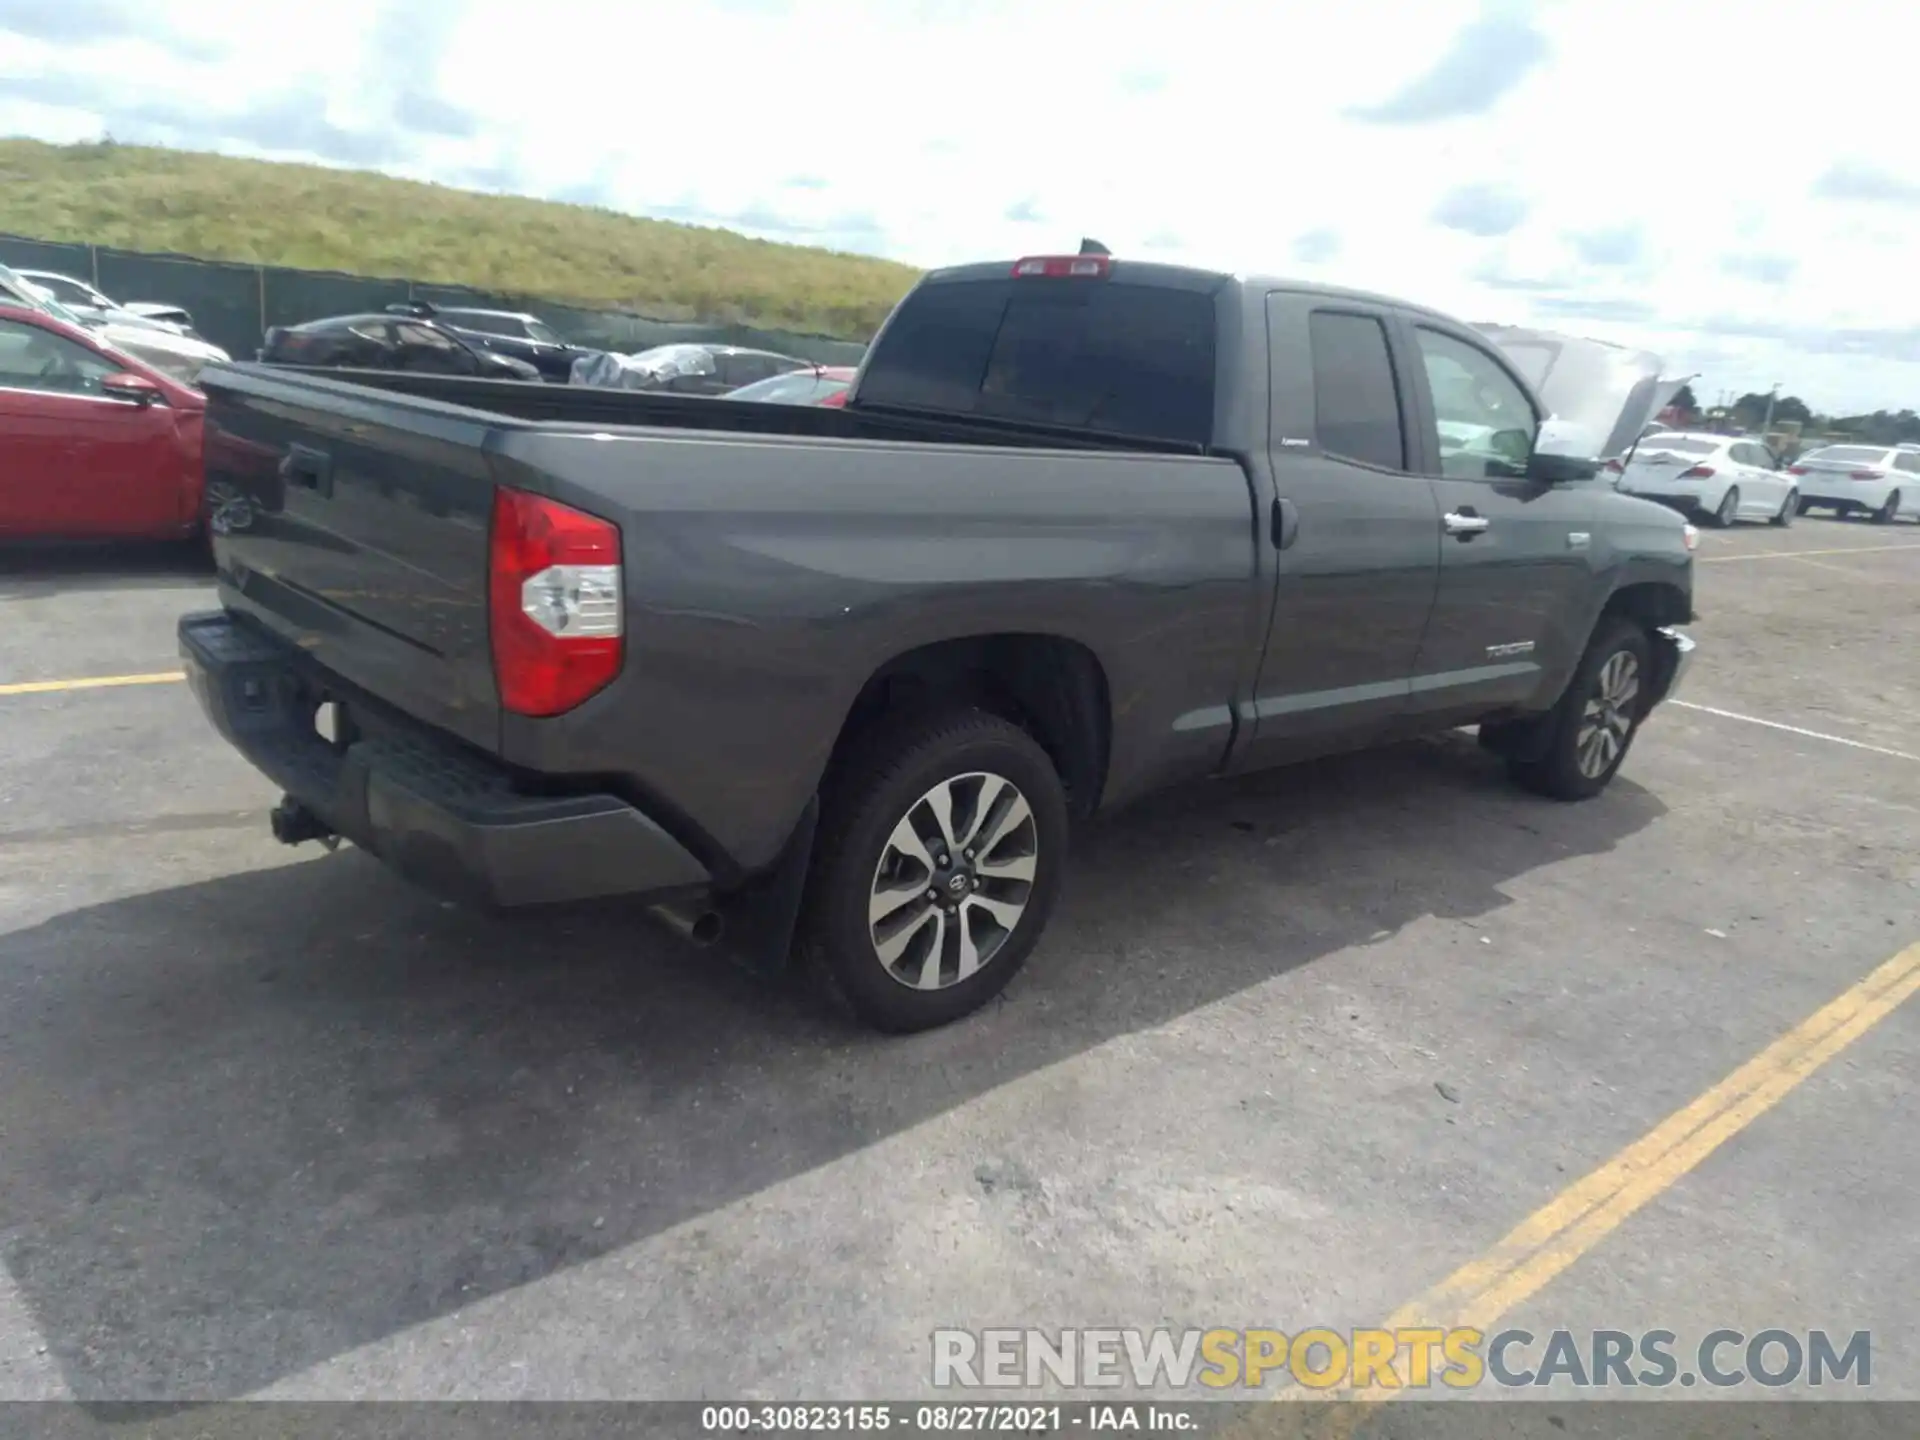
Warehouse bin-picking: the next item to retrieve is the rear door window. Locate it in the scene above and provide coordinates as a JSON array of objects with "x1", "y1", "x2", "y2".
[
  {"x1": 1306, "y1": 310, "x2": 1406, "y2": 471},
  {"x1": 859, "y1": 276, "x2": 1217, "y2": 446}
]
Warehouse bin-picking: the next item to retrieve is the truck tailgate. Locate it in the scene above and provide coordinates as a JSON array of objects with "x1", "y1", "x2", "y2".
[{"x1": 201, "y1": 366, "x2": 505, "y2": 751}]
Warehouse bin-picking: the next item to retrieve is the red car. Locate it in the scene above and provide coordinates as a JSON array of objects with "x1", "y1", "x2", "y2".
[
  {"x1": 724, "y1": 365, "x2": 858, "y2": 408},
  {"x1": 0, "y1": 303, "x2": 208, "y2": 542}
]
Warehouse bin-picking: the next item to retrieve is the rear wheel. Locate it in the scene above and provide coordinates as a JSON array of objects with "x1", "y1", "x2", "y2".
[
  {"x1": 798, "y1": 708, "x2": 1069, "y2": 1033},
  {"x1": 1796, "y1": 496, "x2": 1813, "y2": 516},
  {"x1": 1711, "y1": 486, "x2": 1740, "y2": 527},
  {"x1": 1771, "y1": 488, "x2": 1798, "y2": 527},
  {"x1": 1508, "y1": 617, "x2": 1653, "y2": 801},
  {"x1": 1873, "y1": 490, "x2": 1902, "y2": 525}
]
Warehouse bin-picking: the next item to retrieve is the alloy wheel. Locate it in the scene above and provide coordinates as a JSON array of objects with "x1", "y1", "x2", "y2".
[
  {"x1": 1575, "y1": 650, "x2": 1640, "y2": 780},
  {"x1": 867, "y1": 771, "x2": 1038, "y2": 991}
]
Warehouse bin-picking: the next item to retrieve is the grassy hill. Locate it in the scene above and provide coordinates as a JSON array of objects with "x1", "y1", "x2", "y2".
[{"x1": 0, "y1": 138, "x2": 920, "y2": 338}]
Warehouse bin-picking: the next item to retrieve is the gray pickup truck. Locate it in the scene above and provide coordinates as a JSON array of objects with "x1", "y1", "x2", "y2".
[{"x1": 180, "y1": 252, "x2": 1697, "y2": 1031}]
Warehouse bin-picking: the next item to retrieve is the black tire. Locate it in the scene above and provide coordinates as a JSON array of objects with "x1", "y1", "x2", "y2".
[
  {"x1": 1872, "y1": 491, "x2": 1902, "y2": 525},
  {"x1": 1711, "y1": 486, "x2": 1740, "y2": 527},
  {"x1": 1795, "y1": 496, "x2": 1813, "y2": 516},
  {"x1": 1508, "y1": 617, "x2": 1653, "y2": 801},
  {"x1": 1771, "y1": 489, "x2": 1798, "y2": 527},
  {"x1": 798, "y1": 708, "x2": 1069, "y2": 1033}
]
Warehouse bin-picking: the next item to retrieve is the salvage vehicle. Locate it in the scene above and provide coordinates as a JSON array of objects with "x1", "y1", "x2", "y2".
[
  {"x1": 12, "y1": 268, "x2": 202, "y2": 337},
  {"x1": 260, "y1": 312, "x2": 541, "y2": 381},
  {"x1": 386, "y1": 301, "x2": 592, "y2": 382},
  {"x1": 569, "y1": 342, "x2": 813, "y2": 394},
  {"x1": 0, "y1": 264, "x2": 230, "y2": 387},
  {"x1": 0, "y1": 302, "x2": 209, "y2": 543},
  {"x1": 178, "y1": 251, "x2": 1697, "y2": 1032},
  {"x1": 1611, "y1": 431, "x2": 1799, "y2": 527}
]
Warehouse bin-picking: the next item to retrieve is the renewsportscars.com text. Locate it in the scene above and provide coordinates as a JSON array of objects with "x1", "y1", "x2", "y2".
[{"x1": 931, "y1": 1327, "x2": 1871, "y2": 1391}]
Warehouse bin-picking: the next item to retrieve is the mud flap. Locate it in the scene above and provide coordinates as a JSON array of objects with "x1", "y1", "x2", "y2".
[{"x1": 710, "y1": 798, "x2": 820, "y2": 980}]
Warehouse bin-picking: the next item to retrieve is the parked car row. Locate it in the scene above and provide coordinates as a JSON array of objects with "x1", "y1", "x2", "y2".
[
  {"x1": 0, "y1": 262, "x2": 231, "y2": 389},
  {"x1": 1611, "y1": 429, "x2": 1920, "y2": 526},
  {"x1": 8, "y1": 267, "x2": 202, "y2": 338},
  {"x1": 0, "y1": 259, "x2": 859, "y2": 545}
]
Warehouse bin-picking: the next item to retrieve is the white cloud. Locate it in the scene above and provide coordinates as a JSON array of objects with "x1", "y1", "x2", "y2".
[{"x1": 4, "y1": 0, "x2": 1920, "y2": 412}]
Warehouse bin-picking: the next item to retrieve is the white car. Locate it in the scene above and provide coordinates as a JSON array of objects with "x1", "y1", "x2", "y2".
[
  {"x1": 1788, "y1": 444, "x2": 1920, "y2": 523},
  {"x1": 13, "y1": 269, "x2": 198, "y2": 336},
  {"x1": 0, "y1": 264, "x2": 229, "y2": 387},
  {"x1": 1609, "y1": 431, "x2": 1799, "y2": 527}
]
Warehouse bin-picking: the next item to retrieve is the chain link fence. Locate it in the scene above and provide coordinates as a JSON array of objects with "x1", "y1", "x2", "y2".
[{"x1": 1, "y1": 234, "x2": 871, "y2": 367}]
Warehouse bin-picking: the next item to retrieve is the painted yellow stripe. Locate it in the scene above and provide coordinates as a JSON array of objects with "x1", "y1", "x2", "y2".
[
  {"x1": 1699, "y1": 541, "x2": 1920, "y2": 563},
  {"x1": 0, "y1": 670, "x2": 186, "y2": 697},
  {"x1": 1264, "y1": 941, "x2": 1920, "y2": 1423}
]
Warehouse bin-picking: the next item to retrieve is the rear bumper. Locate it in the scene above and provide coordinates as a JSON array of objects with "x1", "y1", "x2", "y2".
[
  {"x1": 178, "y1": 610, "x2": 711, "y2": 907},
  {"x1": 1619, "y1": 486, "x2": 1713, "y2": 515},
  {"x1": 1799, "y1": 480, "x2": 1890, "y2": 507},
  {"x1": 1648, "y1": 625, "x2": 1697, "y2": 706}
]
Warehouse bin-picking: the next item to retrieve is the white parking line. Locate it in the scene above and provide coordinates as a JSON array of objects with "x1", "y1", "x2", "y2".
[
  {"x1": 1698, "y1": 541, "x2": 1920, "y2": 563},
  {"x1": 1672, "y1": 701, "x2": 1919, "y2": 763}
]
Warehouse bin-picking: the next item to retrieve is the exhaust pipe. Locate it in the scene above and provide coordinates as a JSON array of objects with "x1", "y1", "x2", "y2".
[
  {"x1": 269, "y1": 796, "x2": 337, "y2": 847},
  {"x1": 649, "y1": 898, "x2": 725, "y2": 948}
]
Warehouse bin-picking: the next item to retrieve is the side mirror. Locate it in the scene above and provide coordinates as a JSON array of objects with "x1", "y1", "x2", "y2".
[
  {"x1": 1525, "y1": 416, "x2": 1603, "y2": 484},
  {"x1": 101, "y1": 371, "x2": 164, "y2": 406}
]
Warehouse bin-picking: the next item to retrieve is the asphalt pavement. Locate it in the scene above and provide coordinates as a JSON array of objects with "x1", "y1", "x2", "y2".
[{"x1": 0, "y1": 519, "x2": 1915, "y2": 1409}]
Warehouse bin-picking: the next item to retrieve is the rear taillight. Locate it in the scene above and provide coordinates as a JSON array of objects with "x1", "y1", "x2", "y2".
[
  {"x1": 1011, "y1": 255, "x2": 1111, "y2": 278},
  {"x1": 1679, "y1": 465, "x2": 1716, "y2": 479},
  {"x1": 1603, "y1": 458, "x2": 1624, "y2": 473},
  {"x1": 1850, "y1": 469, "x2": 1886, "y2": 480},
  {"x1": 488, "y1": 487, "x2": 623, "y2": 717},
  {"x1": 1788, "y1": 465, "x2": 1808, "y2": 476}
]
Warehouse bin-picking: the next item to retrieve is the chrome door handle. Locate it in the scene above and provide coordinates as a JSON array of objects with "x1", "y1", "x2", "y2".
[{"x1": 1443, "y1": 511, "x2": 1490, "y2": 536}]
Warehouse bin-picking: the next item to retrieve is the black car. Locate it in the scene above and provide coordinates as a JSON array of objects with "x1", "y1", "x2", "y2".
[
  {"x1": 387, "y1": 302, "x2": 587, "y2": 382},
  {"x1": 260, "y1": 313, "x2": 541, "y2": 381}
]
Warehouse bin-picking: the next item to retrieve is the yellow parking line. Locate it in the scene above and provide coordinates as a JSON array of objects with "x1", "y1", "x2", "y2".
[
  {"x1": 1269, "y1": 941, "x2": 1920, "y2": 1420},
  {"x1": 0, "y1": 670, "x2": 186, "y2": 697},
  {"x1": 1699, "y1": 541, "x2": 1920, "y2": 563}
]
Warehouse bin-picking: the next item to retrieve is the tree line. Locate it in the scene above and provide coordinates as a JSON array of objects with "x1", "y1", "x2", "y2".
[{"x1": 1666, "y1": 383, "x2": 1920, "y2": 447}]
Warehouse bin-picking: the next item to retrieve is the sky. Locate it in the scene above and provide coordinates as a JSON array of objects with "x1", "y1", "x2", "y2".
[{"x1": 3, "y1": 0, "x2": 1918, "y2": 415}]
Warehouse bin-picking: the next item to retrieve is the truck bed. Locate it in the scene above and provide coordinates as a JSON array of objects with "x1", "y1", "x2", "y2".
[{"x1": 249, "y1": 364, "x2": 1213, "y2": 454}]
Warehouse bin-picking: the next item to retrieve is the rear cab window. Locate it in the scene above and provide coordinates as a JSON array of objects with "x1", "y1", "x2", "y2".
[{"x1": 857, "y1": 267, "x2": 1218, "y2": 447}]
